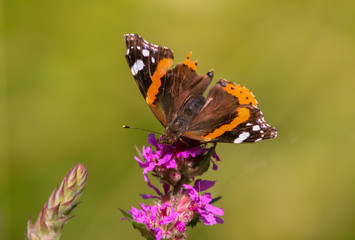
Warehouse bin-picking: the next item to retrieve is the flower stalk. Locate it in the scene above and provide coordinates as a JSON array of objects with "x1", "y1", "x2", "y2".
[{"x1": 27, "y1": 163, "x2": 88, "y2": 240}]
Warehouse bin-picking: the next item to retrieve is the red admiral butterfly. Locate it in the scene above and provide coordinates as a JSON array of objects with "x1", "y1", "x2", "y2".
[{"x1": 124, "y1": 34, "x2": 277, "y2": 145}]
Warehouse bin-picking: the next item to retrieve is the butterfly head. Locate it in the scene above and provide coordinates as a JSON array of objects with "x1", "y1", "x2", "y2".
[
  {"x1": 159, "y1": 135, "x2": 176, "y2": 145},
  {"x1": 159, "y1": 119, "x2": 184, "y2": 145}
]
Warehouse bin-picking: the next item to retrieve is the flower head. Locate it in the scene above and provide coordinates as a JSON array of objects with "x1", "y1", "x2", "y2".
[
  {"x1": 27, "y1": 164, "x2": 88, "y2": 240},
  {"x1": 129, "y1": 202, "x2": 179, "y2": 240},
  {"x1": 123, "y1": 134, "x2": 224, "y2": 239},
  {"x1": 182, "y1": 184, "x2": 224, "y2": 226},
  {"x1": 135, "y1": 133, "x2": 220, "y2": 187}
]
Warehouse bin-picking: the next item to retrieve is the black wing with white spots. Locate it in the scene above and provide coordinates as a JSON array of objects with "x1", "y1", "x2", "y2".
[{"x1": 124, "y1": 34, "x2": 173, "y2": 100}]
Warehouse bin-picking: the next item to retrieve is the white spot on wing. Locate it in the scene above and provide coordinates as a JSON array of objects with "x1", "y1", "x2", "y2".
[
  {"x1": 131, "y1": 59, "x2": 144, "y2": 76},
  {"x1": 252, "y1": 125, "x2": 261, "y2": 131},
  {"x1": 255, "y1": 138, "x2": 263, "y2": 142},
  {"x1": 137, "y1": 46, "x2": 141, "y2": 50},
  {"x1": 142, "y1": 49, "x2": 149, "y2": 57},
  {"x1": 234, "y1": 132, "x2": 250, "y2": 144},
  {"x1": 151, "y1": 57, "x2": 155, "y2": 63},
  {"x1": 126, "y1": 48, "x2": 130, "y2": 55},
  {"x1": 246, "y1": 123, "x2": 252, "y2": 126}
]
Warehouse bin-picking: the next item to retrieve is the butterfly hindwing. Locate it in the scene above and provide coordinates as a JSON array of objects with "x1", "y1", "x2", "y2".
[{"x1": 185, "y1": 79, "x2": 277, "y2": 143}]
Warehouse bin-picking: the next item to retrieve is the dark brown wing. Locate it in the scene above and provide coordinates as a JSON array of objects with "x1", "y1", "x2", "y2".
[
  {"x1": 160, "y1": 53, "x2": 213, "y2": 125},
  {"x1": 185, "y1": 79, "x2": 277, "y2": 143}
]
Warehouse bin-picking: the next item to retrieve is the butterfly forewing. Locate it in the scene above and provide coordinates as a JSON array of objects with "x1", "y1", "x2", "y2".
[{"x1": 124, "y1": 34, "x2": 174, "y2": 126}]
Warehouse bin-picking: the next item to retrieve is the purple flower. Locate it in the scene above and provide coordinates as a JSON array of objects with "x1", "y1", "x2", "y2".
[
  {"x1": 134, "y1": 134, "x2": 177, "y2": 176},
  {"x1": 125, "y1": 133, "x2": 224, "y2": 239},
  {"x1": 134, "y1": 145, "x2": 175, "y2": 175},
  {"x1": 211, "y1": 152, "x2": 221, "y2": 170},
  {"x1": 183, "y1": 184, "x2": 224, "y2": 226},
  {"x1": 175, "y1": 221, "x2": 186, "y2": 232},
  {"x1": 134, "y1": 134, "x2": 221, "y2": 186},
  {"x1": 193, "y1": 179, "x2": 216, "y2": 192},
  {"x1": 128, "y1": 202, "x2": 179, "y2": 240}
]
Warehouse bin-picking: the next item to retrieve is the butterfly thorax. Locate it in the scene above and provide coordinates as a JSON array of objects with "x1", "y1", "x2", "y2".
[{"x1": 159, "y1": 96, "x2": 206, "y2": 145}]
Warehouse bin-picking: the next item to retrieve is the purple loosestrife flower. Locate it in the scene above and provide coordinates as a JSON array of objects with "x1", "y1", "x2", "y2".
[
  {"x1": 182, "y1": 184, "x2": 224, "y2": 225},
  {"x1": 125, "y1": 179, "x2": 224, "y2": 239},
  {"x1": 175, "y1": 221, "x2": 186, "y2": 233},
  {"x1": 129, "y1": 202, "x2": 180, "y2": 240},
  {"x1": 135, "y1": 133, "x2": 220, "y2": 187},
  {"x1": 122, "y1": 134, "x2": 223, "y2": 240}
]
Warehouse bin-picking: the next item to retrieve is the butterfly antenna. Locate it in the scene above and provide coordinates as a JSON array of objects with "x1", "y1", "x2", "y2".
[{"x1": 122, "y1": 125, "x2": 163, "y2": 136}]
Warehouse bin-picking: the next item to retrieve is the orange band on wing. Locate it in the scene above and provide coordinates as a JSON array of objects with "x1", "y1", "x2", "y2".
[
  {"x1": 183, "y1": 52, "x2": 197, "y2": 71},
  {"x1": 223, "y1": 82, "x2": 258, "y2": 106},
  {"x1": 146, "y1": 58, "x2": 173, "y2": 106},
  {"x1": 202, "y1": 107, "x2": 250, "y2": 141}
]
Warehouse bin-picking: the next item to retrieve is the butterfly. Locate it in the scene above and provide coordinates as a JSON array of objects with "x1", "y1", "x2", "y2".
[{"x1": 124, "y1": 34, "x2": 277, "y2": 145}]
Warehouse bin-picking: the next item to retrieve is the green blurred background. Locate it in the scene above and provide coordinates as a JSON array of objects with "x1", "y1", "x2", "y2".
[{"x1": 1, "y1": 0, "x2": 355, "y2": 239}]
